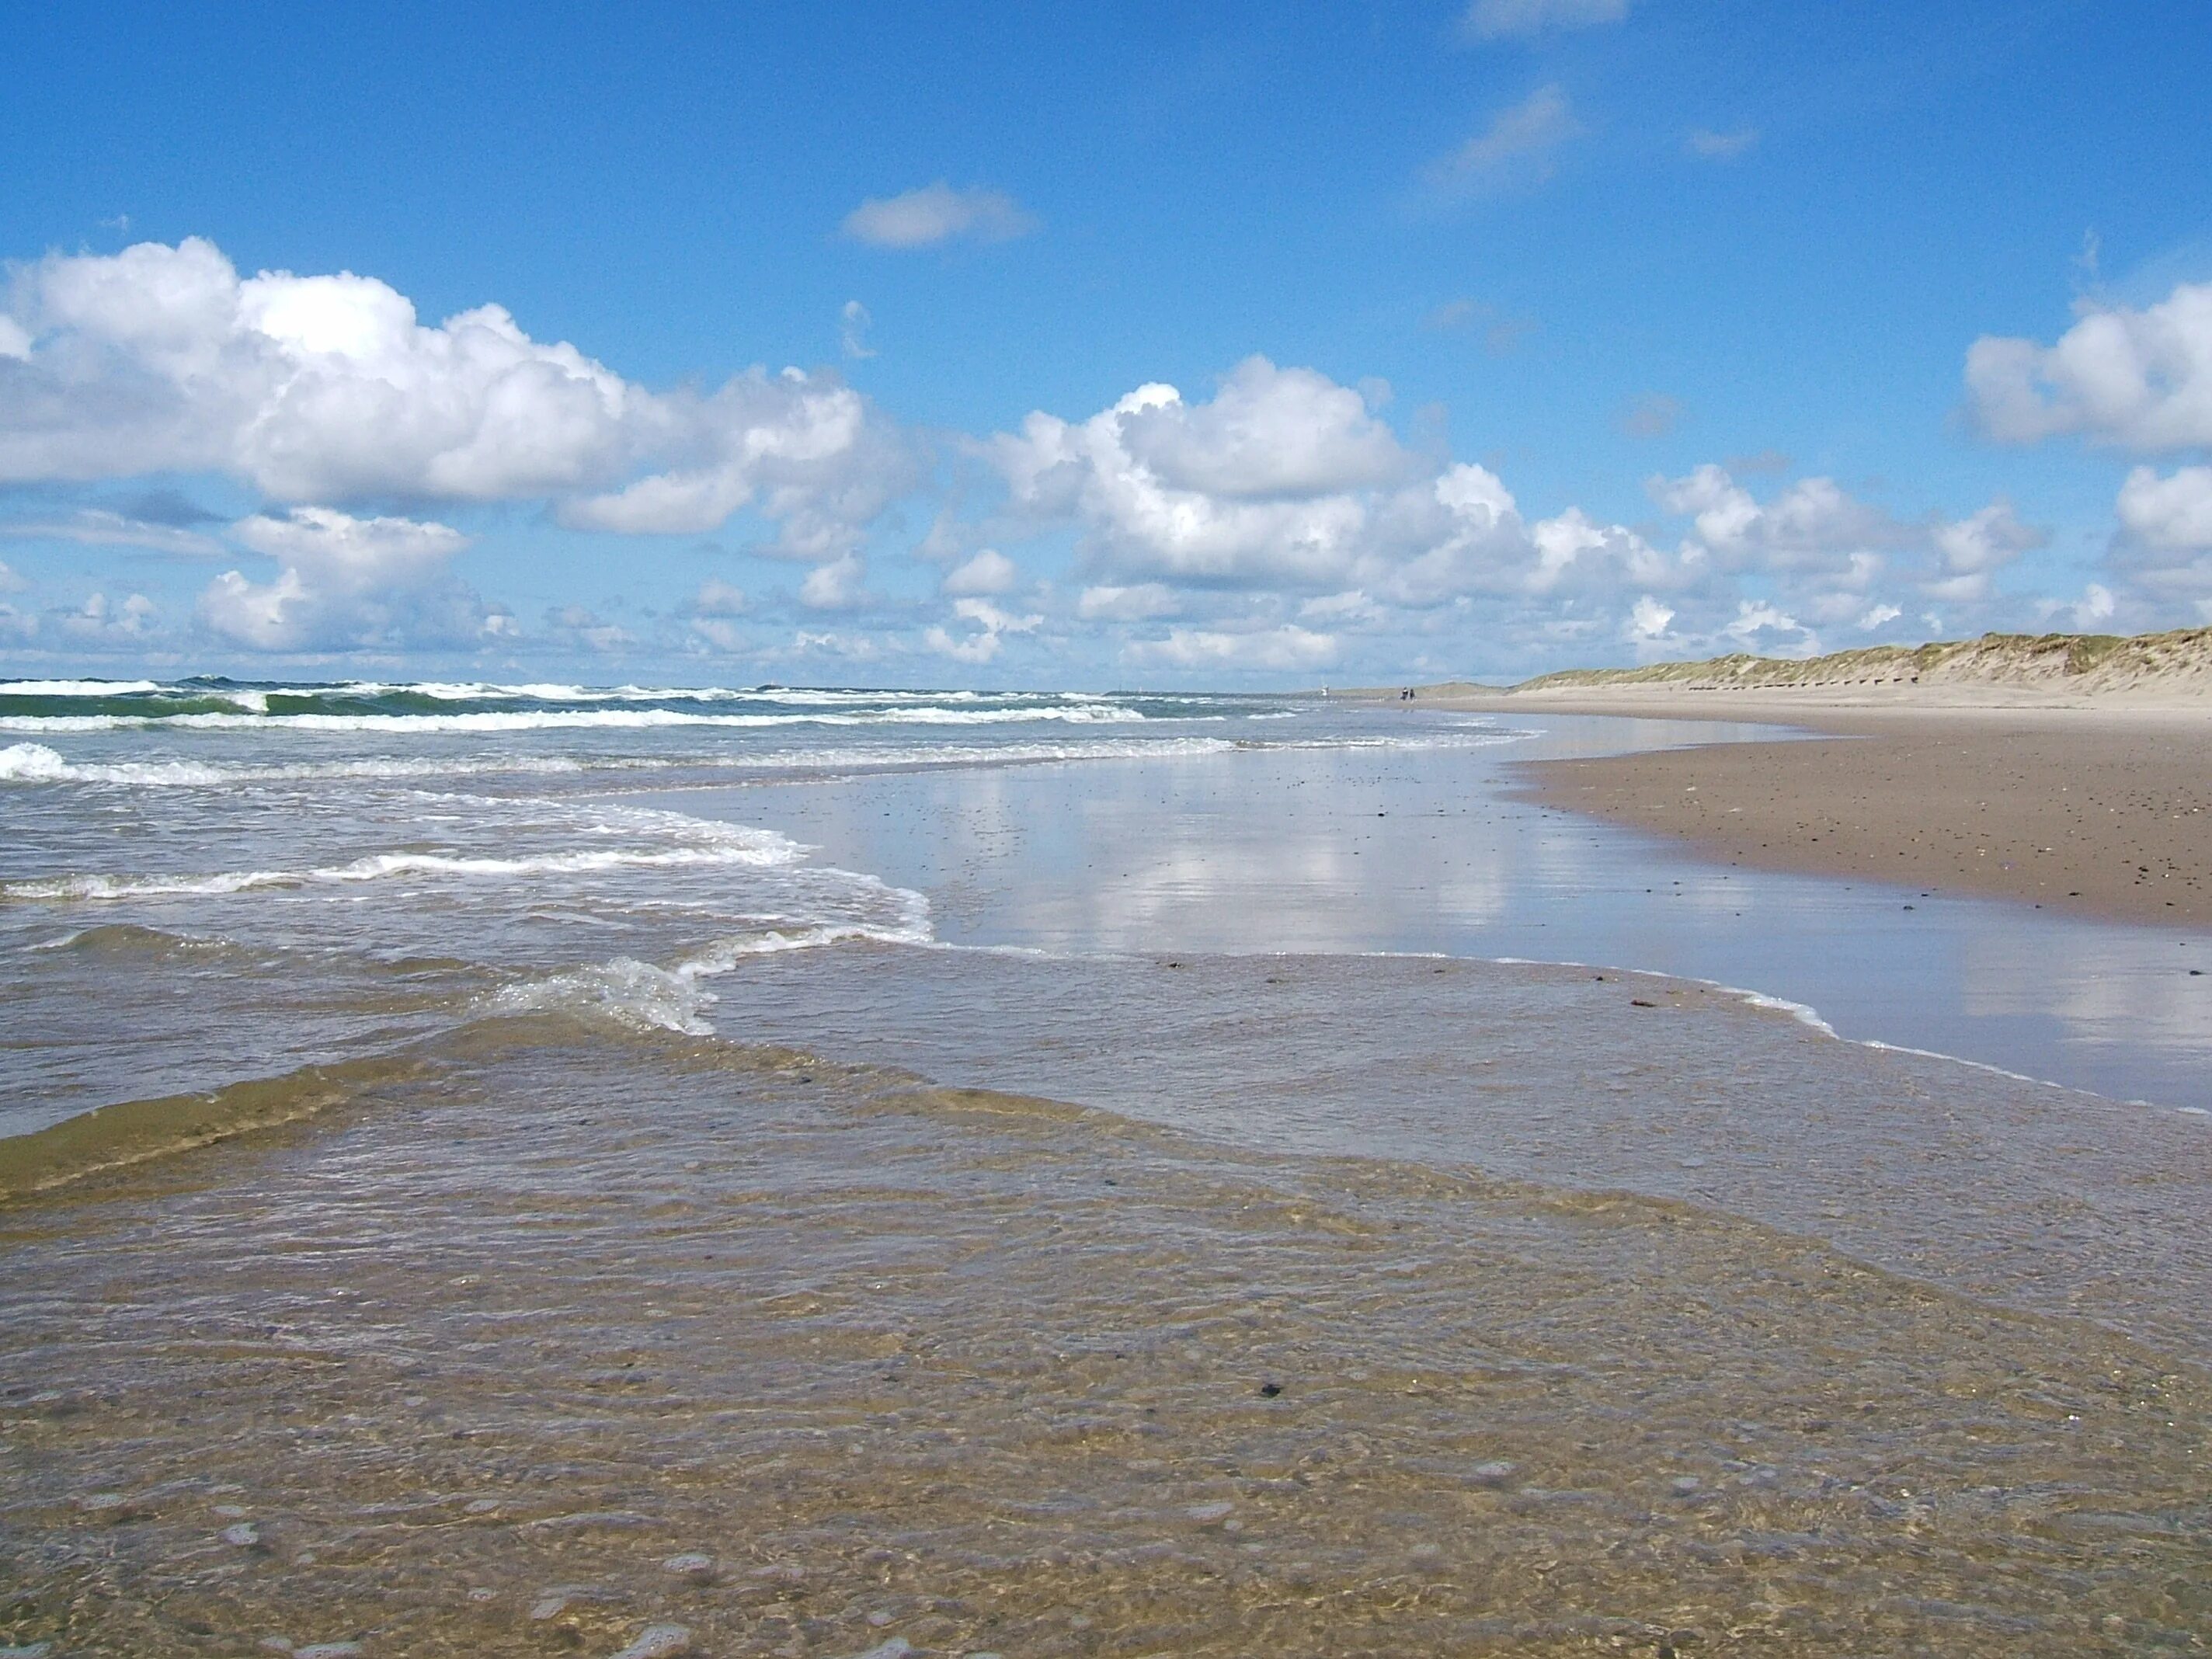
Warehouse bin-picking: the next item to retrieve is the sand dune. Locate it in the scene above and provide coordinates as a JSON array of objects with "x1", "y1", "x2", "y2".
[{"x1": 1486, "y1": 624, "x2": 2212, "y2": 706}]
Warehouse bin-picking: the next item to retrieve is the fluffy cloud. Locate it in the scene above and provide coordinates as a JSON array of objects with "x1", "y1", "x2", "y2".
[
  {"x1": 941, "y1": 548, "x2": 1019, "y2": 596},
  {"x1": 2037, "y1": 583, "x2": 2119, "y2": 631},
  {"x1": 1966, "y1": 280, "x2": 2212, "y2": 449},
  {"x1": 987, "y1": 364, "x2": 2063, "y2": 675},
  {"x1": 199, "y1": 507, "x2": 482, "y2": 651},
  {"x1": 1925, "y1": 502, "x2": 2042, "y2": 602},
  {"x1": 57, "y1": 590, "x2": 158, "y2": 646},
  {"x1": 991, "y1": 357, "x2": 1567, "y2": 600},
  {"x1": 924, "y1": 596, "x2": 1042, "y2": 664},
  {"x1": 0, "y1": 238, "x2": 909, "y2": 562},
  {"x1": 2110, "y1": 465, "x2": 2212, "y2": 615},
  {"x1": 1650, "y1": 464, "x2": 2047, "y2": 616},
  {"x1": 1461, "y1": 0, "x2": 1629, "y2": 40},
  {"x1": 1625, "y1": 594, "x2": 1675, "y2": 642},
  {"x1": 1115, "y1": 358, "x2": 1415, "y2": 499},
  {"x1": 1427, "y1": 85, "x2": 1581, "y2": 196},
  {"x1": 992, "y1": 363, "x2": 1863, "y2": 630},
  {"x1": 558, "y1": 368, "x2": 909, "y2": 557},
  {"x1": 798, "y1": 551, "x2": 867, "y2": 610},
  {"x1": 2117, "y1": 464, "x2": 2212, "y2": 551},
  {"x1": 840, "y1": 183, "x2": 1037, "y2": 250},
  {"x1": 1650, "y1": 464, "x2": 1903, "y2": 578},
  {"x1": 683, "y1": 579, "x2": 750, "y2": 652}
]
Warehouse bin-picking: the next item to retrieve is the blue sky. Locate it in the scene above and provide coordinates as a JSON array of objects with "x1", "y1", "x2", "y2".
[{"x1": 3, "y1": 0, "x2": 2210, "y2": 685}]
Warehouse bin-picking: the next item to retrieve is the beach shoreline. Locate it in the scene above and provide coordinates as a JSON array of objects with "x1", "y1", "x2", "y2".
[{"x1": 1361, "y1": 689, "x2": 2212, "y2": 927}]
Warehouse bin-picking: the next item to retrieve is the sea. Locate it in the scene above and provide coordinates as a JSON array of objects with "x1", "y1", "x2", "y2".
[{"x1": 4, "y1": 677, "x2": 2210, "y2": 1655}]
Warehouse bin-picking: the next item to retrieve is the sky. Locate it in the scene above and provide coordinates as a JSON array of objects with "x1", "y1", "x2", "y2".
[{"x1": 2, "y1": 0, "x2": 2210, "y2": 687}]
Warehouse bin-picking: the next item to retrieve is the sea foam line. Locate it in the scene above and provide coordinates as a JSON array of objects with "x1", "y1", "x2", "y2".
[
  {"x1": 0, "y1": 704, "x2": 1150, "y2": 736},
  {"x1": 490, "y1": 906, "x2": 937, "y2": 1037},
  {"x1": 2, "y1": 836, "x2": 805, "y2": 903}
]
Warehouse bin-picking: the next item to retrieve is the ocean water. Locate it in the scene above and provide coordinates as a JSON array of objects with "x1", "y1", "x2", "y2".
[{"x1": 5, "y1": 677, "x2": 2210, "y2": 1654}]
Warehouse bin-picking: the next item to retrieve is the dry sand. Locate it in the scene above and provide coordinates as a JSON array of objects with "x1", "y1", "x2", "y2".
[{"x1": 1394, "y1": 687, "x2": 2212, "y2": 927}]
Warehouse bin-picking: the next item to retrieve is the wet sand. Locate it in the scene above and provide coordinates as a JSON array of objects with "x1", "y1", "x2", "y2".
[{"x1": 1420, "y1": 695, "x2": 2212, "y2": 927}]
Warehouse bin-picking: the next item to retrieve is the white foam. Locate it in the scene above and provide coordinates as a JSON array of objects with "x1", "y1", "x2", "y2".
[
  {"x1": 0, "y1": 744, "x2": 607, "y2": 788},
  {"x1": 1486, "y1": 953, "x2": 1842, "y2": 1037},
  {"x1": 491, "y1": 909, "x2": 935, "y2": 1037},
  {"x1": 2, "y1": 832, "x2": 807, "y2": 903},
  {"x1": 0, "y1": 735, "x2": 1247, "y2": 789},
  {"x1": 490, "y1": 958, "x2": 721, "y2": 1035},
  {"x1": 0, "y1": 704, "x2": 1149, "y2": 735},
  {"x1": 0, "y1": 679, "x2": 162, "y2": 697},
  {"x1": 0, "y1": 743, "x2": 70, "y2": 781}
]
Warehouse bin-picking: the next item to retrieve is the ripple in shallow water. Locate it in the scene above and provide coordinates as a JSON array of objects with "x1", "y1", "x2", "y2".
[{"x1": 2, "y1": 1015, "x2": 2208, "y2": 1654}]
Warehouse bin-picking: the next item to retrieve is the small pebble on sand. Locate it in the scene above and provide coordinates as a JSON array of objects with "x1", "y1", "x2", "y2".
[
  {"x1": 221, "y1": 1522, "x2": 261, "y2": 1548},
  {"x1": 662, "y1": 1552, "x2": 717, "y2": 1583}
]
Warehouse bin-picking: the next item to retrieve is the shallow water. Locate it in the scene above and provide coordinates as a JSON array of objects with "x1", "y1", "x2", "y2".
[
  {"x1": 661, "y1": 711, "x2": 2212, "y2": 1112},
  {"x1": 4, "y1": 1017, "x2": 2209, "y2": 1656}
]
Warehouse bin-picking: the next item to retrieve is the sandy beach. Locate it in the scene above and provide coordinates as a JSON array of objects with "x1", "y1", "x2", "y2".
[{"x1": 1395, "y1": 689, "x2": 2212, "y2": 927}]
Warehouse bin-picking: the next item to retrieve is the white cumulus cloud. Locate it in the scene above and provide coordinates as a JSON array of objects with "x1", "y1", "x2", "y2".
[
  {"x1": 1966, "y1": 280, "x2": 2212, "y2": 450},
  {"x1": 1626, "y1": 595, "x2": 1675, "y2": 641},
  {"x1": 2117, "y1": 464, "x2": 2212, "y2": 551},
  {"x1": 1115, "y1": 357, "x2": 1415, "y2": 499},
  {"x1": 942, "y1": 548, "x2": 1019, "y2": 596},
  {"x1": 1925, "y1": 501, "x2": 2042, "y2": 602},
  {"x1": 199, "y1": 507, "x2": 479, "y2": 652},
  {"x1": 0, "y1": 238, "x2": 910, "y2": 565},
  {"x1": 924, "y1": 596, "x2": 1042, "y2": 664},
  {"x1": 57, "y1": 590, "x2": 158, "y2": 646},
  {"x1": 798, "y1": 551, "x2": 867, "y2": 610}
]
